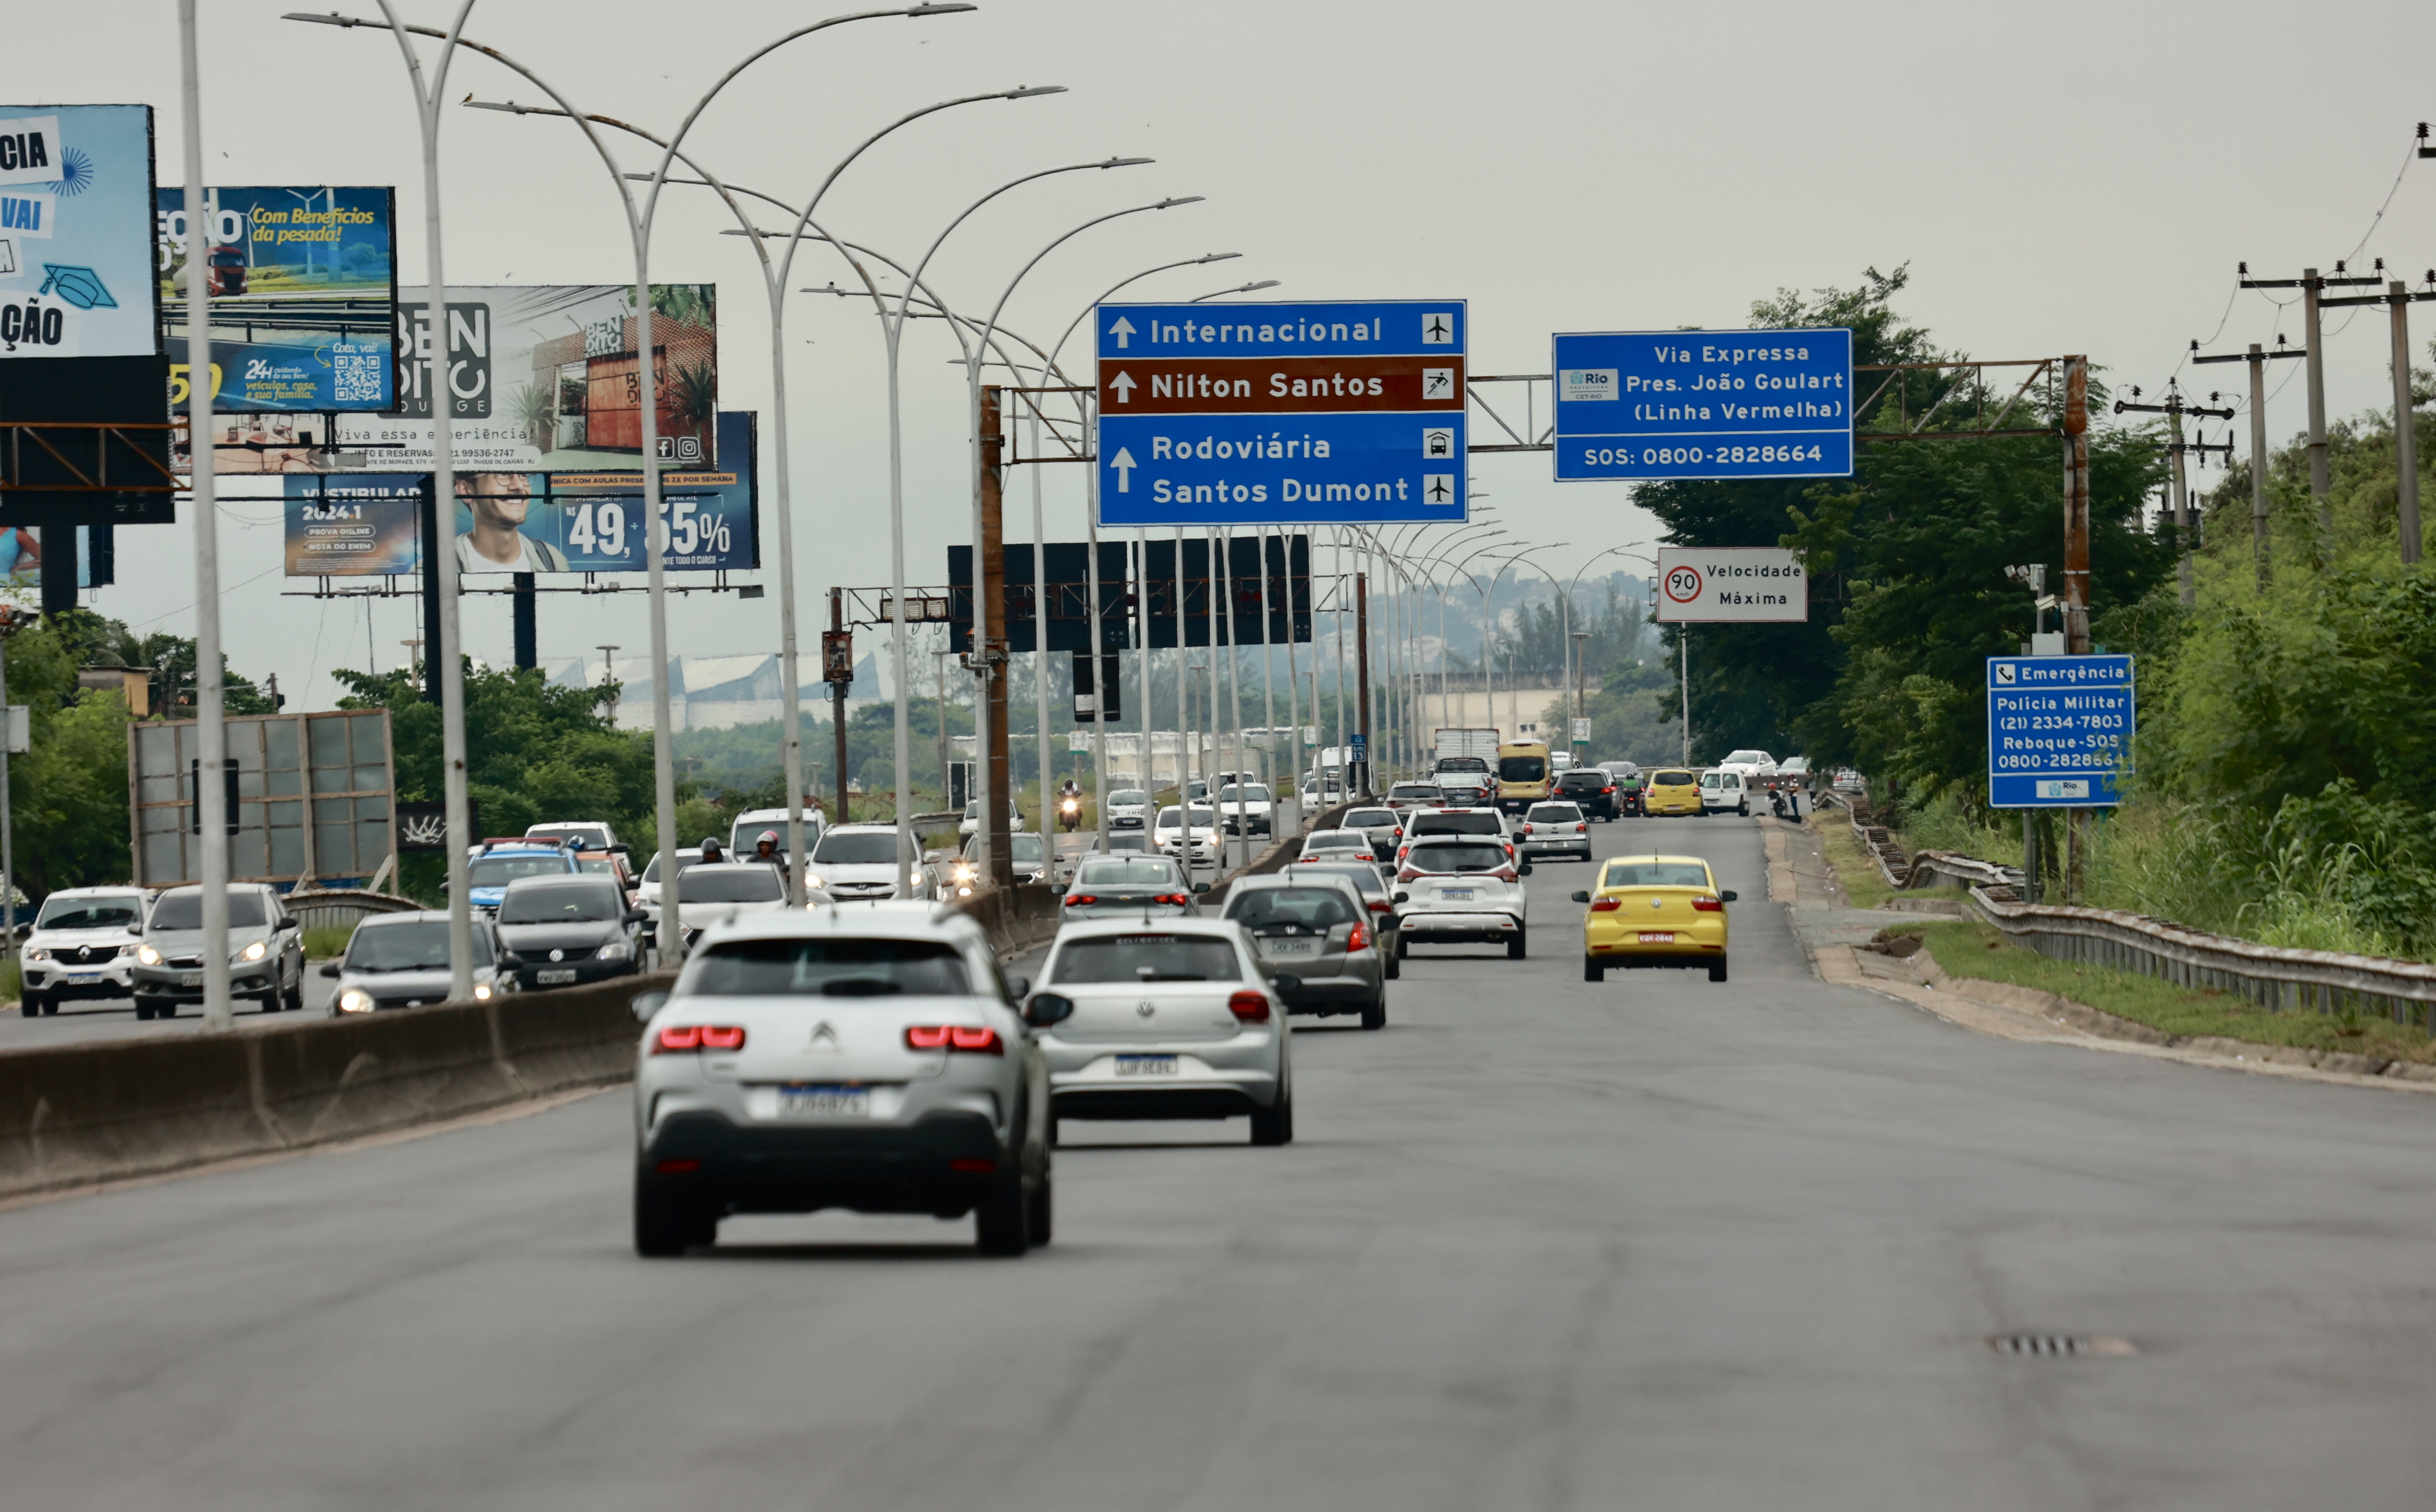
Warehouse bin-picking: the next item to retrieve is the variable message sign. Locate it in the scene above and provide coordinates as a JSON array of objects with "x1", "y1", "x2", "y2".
[
  {"x1": 1552, "y1": 328, "x2": 1852, "y2": 482},
  {"x1": 1986, "y1": 654, "x2": 2132, "y2": 807},
  {"x1": 1652, "y1": 546, "x2": 1807, "y2": 622},
  {"x1": 1097, "y1": 300, "x2": 1466, "y2": 526}
]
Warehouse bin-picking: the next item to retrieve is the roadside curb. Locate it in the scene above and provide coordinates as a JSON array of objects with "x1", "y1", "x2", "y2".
[{"x1": 1764, "y1": 822, "x2": 2436, "y2": 1096}]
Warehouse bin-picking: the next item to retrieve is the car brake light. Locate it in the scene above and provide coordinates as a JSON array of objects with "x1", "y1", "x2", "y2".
[
  {"x1": 1151, "y1": 892, "x2": 1191, "y2": 906},
  {"x1": 699, "y1": 1024, "x2": 746, "y2": 1050},
  {"x1": 1064, "y1": 894, "x2": 1098, "y2": 906},
  {"x1": 1589, "y1": 897, "x2": 1622, "y2": 911},
  {"x1": 1692, "y1": 896, "x2": 1724, "y2": 912},
  {"x1": 1522, "y1": 823, "x2": 1534, "y2": 834},
  {"x1": 1227, "y1": 990, "x2": 1271, "y2": 1022},
  {"x1": 904, "y1": 1024, "x2": 1005, "y2": 1054},
  {"x1": 654, "y1": 1024, "x2": 747, "y2": 1053},
  {"x1": 1602, "y1": 786, "x2": 1615, "y2": 794},
  {"x1": 1347, "y1": 919, "x2": 1367, "y2": 952},
  {"x1": 1490, "y1": 866, "x2": 1517, "y2": 882},
  {"x1": 1367, "y1": 898, "x2": 1392, "y2": 912}
]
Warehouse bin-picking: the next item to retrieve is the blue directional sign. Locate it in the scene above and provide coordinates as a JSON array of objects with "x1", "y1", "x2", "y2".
[
  {"x1": 1097, "y1": 299, "x2": 1467, "y2": 526},
  {"x1": 1551, "y1": 328, "x2": 1853, "y2": 482},
  {"x1": 1986, "y1": 655, "x2": 2133, "y2": 808}
]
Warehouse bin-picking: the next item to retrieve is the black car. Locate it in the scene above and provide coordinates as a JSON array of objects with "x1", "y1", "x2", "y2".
[
  {"x1": 495, "y1": 875, "x2": 646, "y2": 989},
  {"x1": 1555, "y1": 767, "x2": 1621, "y2": 821}
]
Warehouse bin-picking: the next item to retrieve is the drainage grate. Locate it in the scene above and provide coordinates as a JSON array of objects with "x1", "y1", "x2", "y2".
[{"x1": 1988, "y1": 1334, "x2": 2136, "y2": 1357}]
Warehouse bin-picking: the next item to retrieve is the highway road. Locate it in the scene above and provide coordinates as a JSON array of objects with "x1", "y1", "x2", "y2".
[{"x1": 6, "y1": 814, "x2": 2436, "y2": 1509}]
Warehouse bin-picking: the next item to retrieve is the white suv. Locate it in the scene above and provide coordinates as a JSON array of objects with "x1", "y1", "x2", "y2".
[
  {"x1": 18, "y1": 887, "x2": 149, "y2": 1016},
  {"x1": 629, "y1": 905, "x2": 1052, "y2": 1257},
  {"x1": 1393, "y1": 833, "x2": 1528, "y2": 960}
]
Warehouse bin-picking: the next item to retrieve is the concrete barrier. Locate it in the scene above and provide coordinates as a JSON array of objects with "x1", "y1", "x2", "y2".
[{"x1": 0, "y1": 972, "x2": 671, "y2": 1201}]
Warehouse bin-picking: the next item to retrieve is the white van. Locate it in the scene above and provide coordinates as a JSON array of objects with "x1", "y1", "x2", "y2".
[
  {"x1": 1698, "y1": 769, "x2": 1748, "y2": 817},
  {"x1": 728, "y1": 807, "x2": 826, "y2": 857}
]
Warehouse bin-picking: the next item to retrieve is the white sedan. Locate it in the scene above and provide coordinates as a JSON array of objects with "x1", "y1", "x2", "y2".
[{"x1": 1153, "y1": 804, "x2": 1222, "y2": 868}]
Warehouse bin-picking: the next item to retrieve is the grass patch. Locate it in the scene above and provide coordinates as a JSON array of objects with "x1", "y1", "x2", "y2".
[
  {"x1": 0, "y1": 957, "x2": 16, "y2": 1004},
  {"x1": 1810, "y1": 811, "x2": 1894, "y2": 909},
  {"x1": 302, "y1": 925, "x2": 355, "y2": 961},
  {"x1": 1911, "y1": 917, "x2": 2436, "y2": 1064}
]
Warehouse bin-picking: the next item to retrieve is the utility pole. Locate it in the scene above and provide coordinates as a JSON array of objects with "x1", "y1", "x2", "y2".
[
  {"x1": 2194, "y1": 337, "x2": 2305, "y2": 588},
  {"x1": 0, "y1": 607, "x2": 29, "y2": 967},
  {"x1": 2317, "y1": 268, "x2": 2436, "y2": 566},
  {"x1": 595, "y1": 644, "x2": 619, "y2": 688},
  {"x1": 2113, "y1": 383, "x2": 2233, "y2": 604},
  {"x1": 825, "y1": 589, "x2": 851, "y2": 824},
  {"x1": 1353, "y1": 571, "x2": 1372, "y2": 800},
  {"x1": 978, "y1": 386, "x2": 1012, "y2": 889},
  {"x1": 2060, "y1": 357, "x2": 2092, "y2": 901},
  {"x1": 2242, "y1": 262, "x2": 2384, "y2": 544},
  {"x1": 1677, "y1": 626, "x2": 1690, "y2": 767}
]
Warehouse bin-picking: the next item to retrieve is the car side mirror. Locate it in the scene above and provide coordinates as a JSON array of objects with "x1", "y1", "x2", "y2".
[
  {"x1": 1720, "y1": 890, "x2": 1738, "y2": 903},
  {"x1": 1393, "y1": 891, "x2": 1409, "y2": 904},
  {"x1": 277, "y1": 917, "x2": 300, "y2": 932},
  {"x1": 1004, "y1": 975, "x2": 1030, "y2": 1001},
  {"x1": 630, "y1": 990, "x2": 668, "y2": 1023},
  {"x1": 626, "y1": 909, "x2": 648, "y2": 924},
  {"x1": 1023, "y1": 992, "x2": 1074, "y2": 1028},
  {"x1": 1519, "y1": 861, "x2": 1534, "y2": 876},
  {"x1": 1192, "y1": 882, "x2": 1211, "y2": 895},
  {"x1": 10, "y1": 922, "x2": 27, "y2": 940},
  {"x1": 318, "y1": 960, "x2": 341, "y2": 978},
  {"x1": 1570, "y1": 890, "x2": 1590, "y2": 904},
  {"x1": 1268, "y1": 974, "x2": 1301, "y2": 995},
  {"x1": 500, "y1": 951, "x2": 525, "y2": 968}
]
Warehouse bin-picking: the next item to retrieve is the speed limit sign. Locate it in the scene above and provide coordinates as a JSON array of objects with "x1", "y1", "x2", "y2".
[{"x1": 1652, "y1": 547, "x2": 1807, "y2": 623}]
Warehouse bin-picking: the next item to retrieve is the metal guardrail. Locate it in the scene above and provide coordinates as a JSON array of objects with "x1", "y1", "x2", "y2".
[
  {"x1": 285, "y1": 889, "x2": 423, "y2": 938},
  {"x1": 1816, "y1": 787, "x2": 2436, "y2": 1030},
  {"x1": 1817, "y1": 790, "x2": 2026, "y2": 893}
]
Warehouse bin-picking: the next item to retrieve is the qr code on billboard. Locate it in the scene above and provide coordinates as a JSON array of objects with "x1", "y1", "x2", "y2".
[{"x1": 332, "y1": 347, "x2": 386, "y2": 406}]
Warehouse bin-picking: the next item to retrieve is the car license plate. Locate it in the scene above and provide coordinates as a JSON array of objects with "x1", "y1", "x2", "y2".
[
  {"x1": 179, "y1": 972, "x2": 202, "y2": 987},
  {"x1": 1115, "y1": 1055, "x2": 1179, "y2": 1077},
  {"x1": 1639, "y1": 932, "x2": 1675, "y2": 944},
  {"x1": 777, "y1": 1084, "x2": 870, "y2": 1118},
  {"x1": 1442, "y1": 888, "x2": 1475, "y2": 901},
  {"x1": 67, "y1": 972, "x2": 101, "y2": 984},
  {"x1": 536, "y1": 968, "x2": 578, "y2": 985},
  {"x1": 1264, "y1": 939, "x2": 1317, "y2": 956}
]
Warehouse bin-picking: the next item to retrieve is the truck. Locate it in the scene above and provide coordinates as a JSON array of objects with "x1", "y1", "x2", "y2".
[{"x1": 1433, "y1": 727, "x2": 1501, "y2": 774}]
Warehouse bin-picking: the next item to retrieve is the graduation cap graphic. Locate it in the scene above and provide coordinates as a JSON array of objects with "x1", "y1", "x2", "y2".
[{"x1": 37, "y1": 265, "x2": 116, "y2": 310}]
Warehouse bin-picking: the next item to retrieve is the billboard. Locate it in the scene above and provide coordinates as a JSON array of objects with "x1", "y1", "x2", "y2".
[
  {"x1": 330, "y1": 284, "x2": 717, "y2": 472},
  {"x1": 282, "y1": 410, "x2": 758, "y2": 576},
  {"x1": 1652, "y1": 546, "x2": 1808, "y2": 622},
  {"x1": 155, "y1": 186, "x2": 396, "y2": 413},
  {"x1": 0, "y1": 105, "x2": 158, "y2": 359}
]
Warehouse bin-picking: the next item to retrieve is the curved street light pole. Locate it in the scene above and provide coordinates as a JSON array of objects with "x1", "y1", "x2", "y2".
[{"x1": 1551, "y1": 544, "x2": 1647, "y2": 753}]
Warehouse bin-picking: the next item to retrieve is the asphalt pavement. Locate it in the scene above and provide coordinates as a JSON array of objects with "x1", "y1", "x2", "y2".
[
  {"x1": 0, "y1": 967, "x2": 339, "y2": 1048},
  {"x1": 6, "y1": 814, "x2": 2436, "y2": 1509}
]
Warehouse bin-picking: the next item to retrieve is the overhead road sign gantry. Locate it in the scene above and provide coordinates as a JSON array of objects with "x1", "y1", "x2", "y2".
[
  {"x1": 1097, "y1": 299, "x2": 1467, "y2": 526},
  {"x1": 1552, "y1": 328, "x2": 1852, "y2": 482},
  {"x1": 1986, "y1": 654, "x2": 2133, "y2": 807}
]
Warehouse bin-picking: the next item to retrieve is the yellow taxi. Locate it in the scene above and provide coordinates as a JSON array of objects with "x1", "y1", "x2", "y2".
[
  {"x1": 1572, "y1": 854, "x2": 1734, "y2": 983},
  {"x1": 1639, "y1": 767, "x2": 1703, "y2": 817}
]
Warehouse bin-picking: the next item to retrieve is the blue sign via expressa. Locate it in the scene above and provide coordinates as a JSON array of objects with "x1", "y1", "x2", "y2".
[
  {"x1": 1986, "y1": 655, "x2": 2134, "y2": 808},
  {"x1": 1551, "y1": 328, "x2": 1853, "y2": 482},
  {"x1": 1096, "y1": 299, "x2": 1467, "y2": 527}
]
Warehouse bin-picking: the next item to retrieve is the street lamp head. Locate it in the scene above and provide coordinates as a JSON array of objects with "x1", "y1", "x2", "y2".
[
  {"x1": 1198, "y1": 252, "x2": 1243, "y2": 263},
  {"x1": 465, "y1": 98, "x2": 548, "y2": 115},
  {"x1": 281, "y1": 11, "x2": 363, "y2": 25},
  {"x1": 905, "y1": 2, "x2": 978, "y2": 14},
  {"x1": 1098, "y1": 156, "x2": 1153, "y2": 168},
  {"x1": 1238, "y1": 279, "x2": 1281, "y2": 292},
  {"x1": 1153, "y1": 196, "x2": 1204, "y2": 209},
  {"x1": 1003, "y1": 85, "x2": 1068, "y2": 100}
]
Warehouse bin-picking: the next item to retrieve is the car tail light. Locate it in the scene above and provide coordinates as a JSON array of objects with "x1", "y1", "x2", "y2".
[
  {"x1": 1227, "y1": 990, "x2": 1271, "y2": 1022},
  {"x1": 1151, "y1": 892, "x2": 1191, "y2": 906},
  {"x1": 1398, "y1": 845, "x2": 1410, "y2": 861},
  {"x1": 1347, "y1": 919, "x2": 1367, "y2": 952},
  {"x1": 1064, "y1": 894, "x2": 1098, "y2": 906},
  {"x1": 1692, "y1": 896, "x2": 1725, "y2": 912},
  {"x1": 1522, "y1": 823, "x2": 1535, "y2": 834},
  {"x1": 654, "y1": 1024, "x2": 746, "y2": 1053},
  {"x1": 1602, "y1": 785, "x2": 1615, "y2": 794},
  {"x1": 948, "y1": 1157, "x2": 996, "y2": 1174},
  {"x1": 1589, "y1": 897, "x2": 1622, "y2": 912},
  {"x1": 1575, "y1": 824, "x2": 1586, "y2": 834},
  {"x1": 1367, "y1": 898, "x2": 1392, "y2": 912},
  {"x1": 904, "y1": 1024, "x2": 1005, "y2": 1054},
  {"x1": 1490, "y1": 866, "x2": 1518, "y2": 882}
]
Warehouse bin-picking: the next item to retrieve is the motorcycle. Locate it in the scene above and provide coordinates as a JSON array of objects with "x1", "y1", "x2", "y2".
[
  {"x1": 1770, "y1": 786, "x2": 1789, "y2": 819},
  {"x1": 1059, "y1": 794, "x2": 1081, "y2": 834}
]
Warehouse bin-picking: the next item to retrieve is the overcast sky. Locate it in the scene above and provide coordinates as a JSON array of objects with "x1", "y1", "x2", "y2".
[{"x1": 19, "y1": 0, "x2": 2436, "y2": 708}]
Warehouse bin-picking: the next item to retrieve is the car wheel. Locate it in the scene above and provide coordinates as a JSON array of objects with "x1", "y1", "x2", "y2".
[
  {"x1": 974, "y1": 1164, "x2": 1030, "y2": 1256},
  {"x1": 1394, "y1": 933, "x2": 1408, "y2": 960},
  {"x1": 1584, "y1": 955, "x2": 1606, "y2": 983},
  {"x1": 1383, "y1": 950, "x2": 1400, "y2": 980},
  {"x1": 633, "y1": 1168, "x2": 711, "y2": 1257},
  {"x1": 1250, "y1": 1078, "x2": 1294, "y2": 1146},
  {"x1": 154, "y1": 1003, "x2": 177, "y2": 1019},
  {"x1": 132, "y1": 1000, "x2": 153, "y2": 1021},
  {"x1": 1360, "y1": 994, "x2": 1386, "y2": 1031},
  {"x1": 40, "y1": 996, "x2": 59, "y2": 1015},
  {"x1": 1025, "y1": 1166, "x2": 1054, "y2": 1247},
  {"x1": 257, "y1": 988, "x2": 282, "y2": 1014},
  {"x1": 1738, "y1": 801, "x2": 1749, "y2": 817},
  {"x1": 1709, "y1": 957, "x2": 1729, "y2": 983},
  {"x1": 284, "y1": 980, "x2": 304, "y2": 1011},
  {"x1": 17, "y1": 994, "x2": 38, "y2": 1018},
  {"x1": 1507, "y1": 930, "x2": 1528, "y2": 961}
]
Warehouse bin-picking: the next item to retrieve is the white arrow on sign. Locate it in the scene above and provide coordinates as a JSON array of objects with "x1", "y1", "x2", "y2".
[
  {"x1": 1109, "y1": 371, "x2": 1136, "y2": 404},
  {"x1": 1107, "y1": 316, "x2": 1136, "y2": 350},
  {"x1": 1109, "y1": 446, "x2": 1136, "y2": 492}
]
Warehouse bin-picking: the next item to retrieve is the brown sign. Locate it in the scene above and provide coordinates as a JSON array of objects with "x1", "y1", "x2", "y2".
[{"x1": 1098, "y1": 356, "x2": 1464, "y2": 416}]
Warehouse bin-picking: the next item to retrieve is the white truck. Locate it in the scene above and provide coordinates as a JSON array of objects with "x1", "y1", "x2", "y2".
[{"x1": 1433, "y1": 727, "x2": 1501, "y2": 776}]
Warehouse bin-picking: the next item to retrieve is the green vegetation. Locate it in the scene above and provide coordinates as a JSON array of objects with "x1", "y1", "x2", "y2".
[
  {"x1": 302, "y1": 925, "x2": 354, "y2": 961},
  {"x1": 1908, "y1": 918, "x2": 2436, "y2": 1064}
]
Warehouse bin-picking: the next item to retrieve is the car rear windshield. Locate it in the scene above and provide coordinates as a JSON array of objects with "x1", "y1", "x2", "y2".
[
  {"x1": 36, "y1": 896, "x2": 141, "y2": 930},
  {"x1": 1411, "y1": 812, "x2": 1502, "y2": 836},
  {"x1": 1557, "y1": 772, "x2": 1606, "y2": 787},
  {"x1": 470, "y1": 854, "x2": 568, "y2": 888},
  {"x1": 687, "y1": 937, "x2": 972, "y2": 998},
  {"x1": 1725, "y1": 751, "x2": 1770, "y2": 765},
  {"x1": 1650, "y1": 770, "x2": 1694, "y2": 786},
  {"x1": 1303, "y1": 832, "x2": 1368, "y2": 851},
  {"x1": 576, "y1": 855, "x2": 622, "y2": 877},
  {"x1": 149, "y1": 890, "x2": 267, "y2": 930},
  {"x1": 1295, "y1": 863, "x2": 1387, "y2": 898},
  {"x1": 499, "y1": 882, "x2": 626, "y2": 924},
  {"x1": 1076, "y1": 857, "x2": 1182, "y2": 887},
  {"x1": 813, "y1": 831, "x2": 899, "y2": 866},
  {"x1": 1226, "y1": 887, "x2": 1358, "y2": 929},
  {"x1": 1344, "y1": 809, "x2": 1397, "y2": 827},
  {"x1": 529, "y1": 825, "x2": 610, "y2": 849},
  {"x1": 1051, "y1": 933, "x2": 1242, "y2": 983},
  {"x1": 1159, "y1": 807, "x2": 1217, "y2": 827},
  {"x1": 1214, "y1": 785, "x2": 1271, "y2": 804},
  {"x1": 347, "y1": 919, "x2": 467, "y2": 972},
  {"x1": 679, "y1": 867, "x2": 784, "y2": 904},
  {"x1": 1498, "y1": 755, "x2": 1547, "y2": 782},
  {"x1": 1437, "y1": 757, "x2": 1488, "y2": 773},
  {"x1": 639, "y1": 852, "x2": 707, "y2": 884},
  {"x1": 1407, "y1": 841, "x2": 1509, "y2": 873},
  {"x1": 1389, "y1": 785, "x2": 1442, "y2": 801},
  {"x1": 1602, "y1": 861, "x2": 1712, "y2": 889},
  {"x1": 1529, "y1": 804, "x2": 1582, "y2": 822}
]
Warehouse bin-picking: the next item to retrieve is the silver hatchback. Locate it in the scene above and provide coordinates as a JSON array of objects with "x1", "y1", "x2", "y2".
[
  {"x1": 1221, "y1": 872, "x2": 1387, "y2": 1030},
  {"x1": 1028, "y1": 918, "x2": 1293, "y2": 1146}
]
